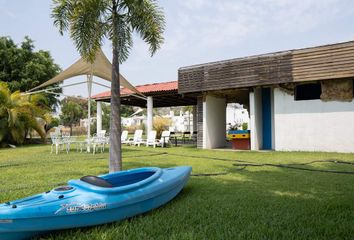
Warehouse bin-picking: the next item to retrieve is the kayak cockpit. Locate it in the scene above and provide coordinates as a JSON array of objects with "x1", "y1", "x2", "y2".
[
  {"x1": 105, "y1": 170, "x2": 158, "y2": 187},
  {"x1": 69, "y1": 167, "x2": 162, "y2": 193},
  {"x1": 80, "y1": 170, "x2": 156, "y2": 188},
  {"x1": 80, "y1": 176, "x2": 113, "y2": 188}
]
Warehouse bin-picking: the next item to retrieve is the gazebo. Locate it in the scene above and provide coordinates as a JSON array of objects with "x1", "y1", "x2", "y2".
[
  {"x1": 91, "y1": 81, "x2": 198, "y2": 135},
  {"x1": 27, "y1": 49, "x2": 140, "y2": 151}
]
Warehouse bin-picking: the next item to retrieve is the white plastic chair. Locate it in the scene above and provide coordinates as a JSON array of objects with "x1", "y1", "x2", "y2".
[
  {"x1": 126, "y1": 130, "x2": 143, "y2": 146},
  {"x1": 50, "y1": 132, "x2": 63, "y2": 154},
  {"x1": 121, "y1": 130, "x2": 129, "y2": 144},
  {"x1": 92, "y1": 132, "x2": 107, "y2": 154},
  {"x1": 144, "y1": 131, "x2": 157, "y2": 147},
  {"x1": 157, "y1": 130, "x2": 171, "y2": 147},
  {"x1": 147, "y1": 130, "x2": 170, "y2": 148},
  {"x1": 61, "y1": 134, "x2": 73, "y2": 154}
]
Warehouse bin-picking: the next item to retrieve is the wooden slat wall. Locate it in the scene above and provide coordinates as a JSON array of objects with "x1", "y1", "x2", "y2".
[
  {"x1": 178, "y1": 66, "x2": 204, "y2": 93},
  {"x1": 292, "y1": 42, "x2": 354, "y2": 82},
  {"x1": 178, "y1": 41, "x2": 354, "y2": 94}
]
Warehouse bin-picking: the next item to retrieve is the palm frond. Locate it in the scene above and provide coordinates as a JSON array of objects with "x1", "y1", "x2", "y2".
[
  {"x1": 108, "y1": 14, "x2": 133, "y2": 63},
  {"x1": 70, "y1": 0, "x2": 110, "y2": 62},
  {"x1": 26, "y1": 117, "x2": 46, "y2": 140},
  {"x1": 0, "y1": 119, "x2": 7, "y2": 143},
  {"x1": 125, "y1": 0, "x2": 165, "y2": 55},
  {"x1": 51, "y1": 0, "x2": 73, "y2": 35},
  {"x1": 0, "y1": 82, "x2": 50, "y2": 145}
]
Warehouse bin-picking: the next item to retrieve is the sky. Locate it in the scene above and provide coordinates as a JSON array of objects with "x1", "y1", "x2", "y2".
[{"x1": 1, "y1": 0, "x2": 354, "y2": 97}]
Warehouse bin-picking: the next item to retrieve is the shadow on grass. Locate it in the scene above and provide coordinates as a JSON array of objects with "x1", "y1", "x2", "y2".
[
  {"x1": 37, "y1": 162, "x2": 354, "y2": 240},
  {"x1": 2, "y1": 146, "x2": 353, "y2": 239}
]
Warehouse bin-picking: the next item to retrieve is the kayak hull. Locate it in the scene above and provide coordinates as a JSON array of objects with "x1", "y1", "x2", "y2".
[{"x1": 0, "y1": 166, "x2": 191, "y2": 240}]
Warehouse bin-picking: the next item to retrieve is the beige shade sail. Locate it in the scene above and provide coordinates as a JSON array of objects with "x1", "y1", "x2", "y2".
[{"x1": 29, "y1": 49, "x2": 140, "y2": 95}]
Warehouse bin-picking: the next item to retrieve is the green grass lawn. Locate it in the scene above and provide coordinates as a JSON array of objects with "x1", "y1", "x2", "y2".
[{"x1": 1, "y1": 144, "x2": 354, "y2": 240}]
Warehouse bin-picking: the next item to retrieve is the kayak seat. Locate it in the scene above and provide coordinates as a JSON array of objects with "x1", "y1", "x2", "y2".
[{"x1": 80, "y1": 175, "x2": 113, "y2": 188}]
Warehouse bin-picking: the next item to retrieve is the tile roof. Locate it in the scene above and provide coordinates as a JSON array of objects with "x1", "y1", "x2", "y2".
[{"x1": 92, "y1": 81, "x2": 178, "y2": 100}]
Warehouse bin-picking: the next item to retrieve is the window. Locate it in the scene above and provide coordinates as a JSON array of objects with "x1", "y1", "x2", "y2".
[{"x1": 294, "y1": 83, "x2": 321, "y2": 101}]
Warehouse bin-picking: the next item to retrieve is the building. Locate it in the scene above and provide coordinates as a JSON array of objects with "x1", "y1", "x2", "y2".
[
  {"x1": 93, "y1": 41, "x2": 354, "y2": 153},
  {"x1": 178, "y1": 41, "x2": 354, "y2": 152}
]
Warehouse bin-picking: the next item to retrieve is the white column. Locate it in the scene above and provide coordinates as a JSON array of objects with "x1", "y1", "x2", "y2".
[
  {"x1": 249, "y1": 91, "x2": 256, "y2": 150},
  {"x1": 147, "y1": 96, "x2": 153, "y2": 134},
  {"x1": 203, "y1": 95, "x2": 226, "y2": 149},
  {"x1": 192, "y1": 105, "x2": 197, "y2": 133},
  {"x1": 96, "y1": 101, "x2": 102, "y2": 134},
  {"x1": 249, "y1": 88, "x2": 262, "y2": 150}
]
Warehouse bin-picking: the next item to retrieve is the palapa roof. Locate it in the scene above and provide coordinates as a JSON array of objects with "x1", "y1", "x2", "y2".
[
  {"x1": 92, "y1": 81, "x2": 197, "y2": 107},
  {"x1": 92, "y1": 81, "x2": 178, "y2": 100}
]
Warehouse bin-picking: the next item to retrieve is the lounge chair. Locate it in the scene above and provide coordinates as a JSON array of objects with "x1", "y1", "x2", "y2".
[
  {"x1": 158, "y1": 130, "x2": 171, "y2": 147},
  {"x1": 144, "y1": 131, "x2": 157, "y2": 147},
  {"x1": 121, "y1": 130, "x2": 129, "y2": 144},
  {"x1": 126, "y1": 130, "x2": 143, "y2": 146},
  {"x1": 147, "y1": 130, "x2": 170, "y2": 148}
]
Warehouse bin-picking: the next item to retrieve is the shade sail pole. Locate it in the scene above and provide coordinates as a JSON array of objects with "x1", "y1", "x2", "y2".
[{"x1": 87, "y1": 74, "x2": 92, "y2": 152}]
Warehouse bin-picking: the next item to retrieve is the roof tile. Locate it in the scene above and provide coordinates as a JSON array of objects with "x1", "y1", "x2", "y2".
[{"x1": 92, "y1": 81, "x2": 177, "y2": 99}]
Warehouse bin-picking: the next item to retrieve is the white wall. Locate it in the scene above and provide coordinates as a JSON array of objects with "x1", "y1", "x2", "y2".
[
  {"x1": 203, "y1": 95, "x2": 226, "y2": 149},
  {"x1": 274, "y1": 88, "x2": 354, "y2": 153},
  {"x1": 250, "y1": 89, "x2": 263, "y2": 150}
]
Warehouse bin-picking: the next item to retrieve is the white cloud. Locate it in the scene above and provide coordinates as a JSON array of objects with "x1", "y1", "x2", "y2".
[
  {"x1": 0, "y1": 0, "x2": 15, "y2": 18},
  {"x1": 106, "y1": 0, "x2": 354, "y2": 85},
  {"x1": 166, "y1": 0, "x2": 354, "y2": 50},
  {"x1": 179, "y1": 0, "x2": 210, "y2": 10},
  {"x1": 0, "y1": 7, "x2": 15, "y2": 18}
]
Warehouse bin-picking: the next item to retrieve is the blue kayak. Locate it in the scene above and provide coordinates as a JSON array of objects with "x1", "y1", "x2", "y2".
[{"x1": 0, "y1": 166, "x2": 192, "y2": 240}]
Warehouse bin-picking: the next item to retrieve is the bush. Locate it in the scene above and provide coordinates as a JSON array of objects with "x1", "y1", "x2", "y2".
[
  {"x1": 124, "y1": 124, "x2": 144, "y2": 134},
  {"x1": 153, "y1": 117, "x2": 171, "y2": 138}
]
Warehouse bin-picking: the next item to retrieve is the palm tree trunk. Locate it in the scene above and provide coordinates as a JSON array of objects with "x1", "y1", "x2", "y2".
[{"x1": 109, "y1": 0, "x2": 122, "y2": 172}]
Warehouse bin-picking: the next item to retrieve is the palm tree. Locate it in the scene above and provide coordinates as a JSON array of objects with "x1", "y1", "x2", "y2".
[
  {"x1": 52, "y1": 0, "x2": 165, "y2": 172},
  {"x1": 0, "y1": 82, "x2": 48, "y2": 146},
  {"x1": 60, "y1": 100, "x2": 84, "y2": 136}
]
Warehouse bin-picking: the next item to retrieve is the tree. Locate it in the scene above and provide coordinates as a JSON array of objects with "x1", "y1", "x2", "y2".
[
  {"x1": 62, "y1": 96, "x2": 97, "y2": 117},
  {"x1": 0, "y1": 82, "x2": 48, "y2": 147},
  {"x1": 121, "y1": 105, "x2": 134, "y2": 117},
  {"x1": 44, "y1": 114, "x2": 60, "y2": 133},
  {"x1": 0, "y1": 36, "x2": 62, "y2": 110},
  {"x1": 60, "y1": 98, "x2": 84, "y2": 135},
  {"x1": 52, "y1": 0, "x2": 165, "y2": 172},
  {"x1": 90, "y1": 102, "x2": 111, "y2": 135},
  {"x1": 102, "y1": 103, "x2": 111, "y2": 131}
]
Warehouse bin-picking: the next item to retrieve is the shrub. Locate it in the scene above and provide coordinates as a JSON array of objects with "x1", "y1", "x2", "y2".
[
  {"x1": 153, "y1": 117, "x2": 171, "y2": 138},
  {"x1": 124, "y1": 124, "x2": 144, "y2": 134}
]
